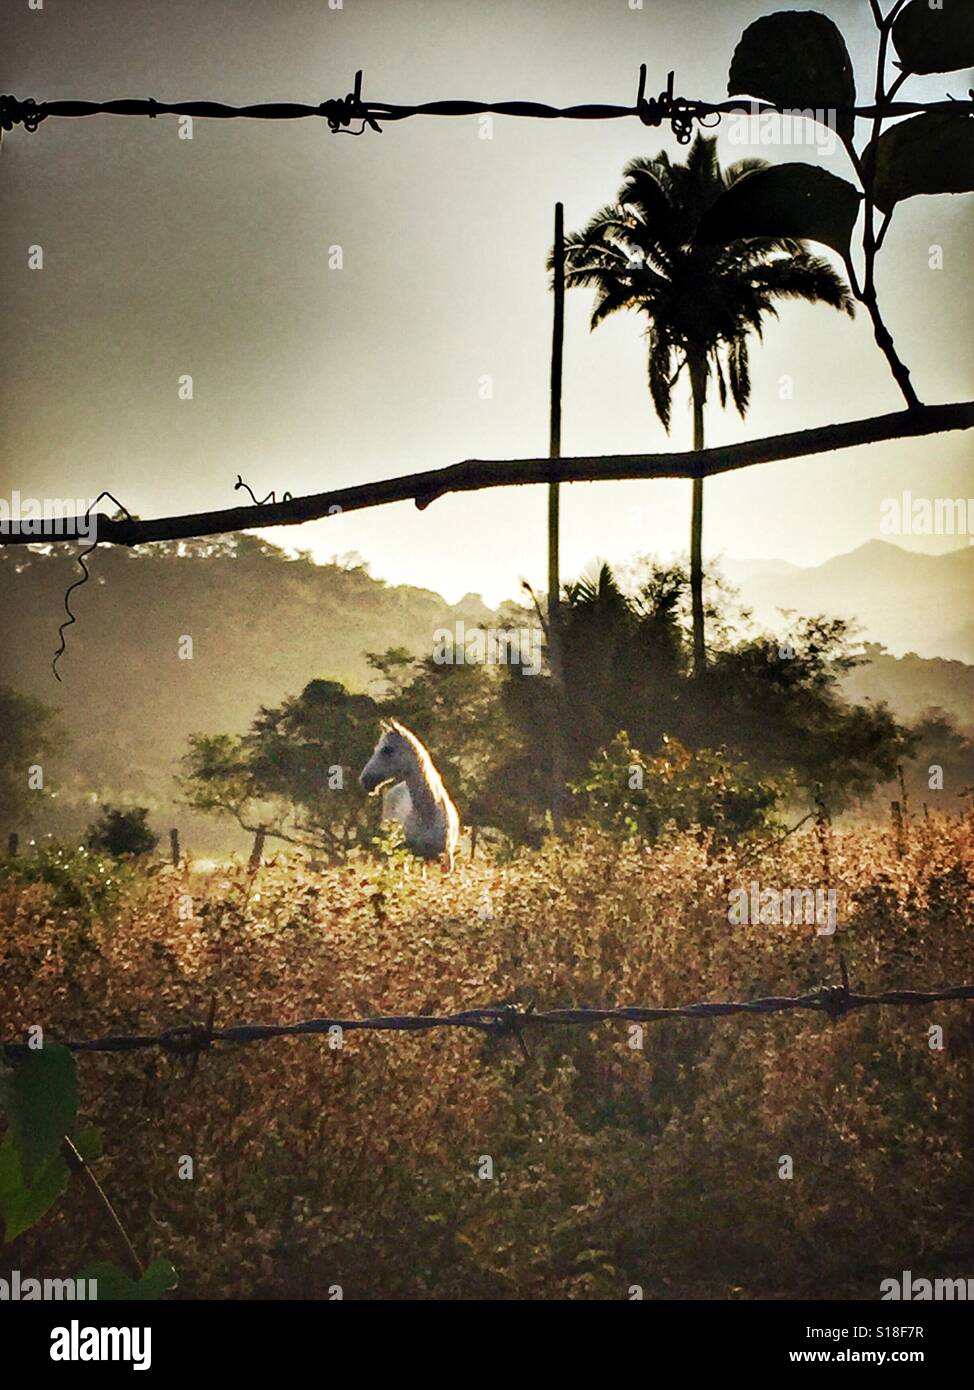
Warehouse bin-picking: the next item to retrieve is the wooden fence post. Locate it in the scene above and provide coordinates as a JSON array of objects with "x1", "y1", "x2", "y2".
[
  {"x1": 7, "y1": 832, "x2": 18, "y2": 856},
  {"x1": 891, "y1": 800, "x2": 905, "y2": 857},
  {"x1": 249, "y1": 828, "x2": 266, "y2": 871},
  {"x1": 813, "y1": 792, "x2": 832, "y2": 882},
  {"x1": 169, "y1": 828, "x2": 181, "y2": 866}
]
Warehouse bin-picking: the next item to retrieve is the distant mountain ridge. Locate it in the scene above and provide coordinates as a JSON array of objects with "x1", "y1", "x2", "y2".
[{"x1": 721, "y1": 541, "x2": 974, "y2": 664}]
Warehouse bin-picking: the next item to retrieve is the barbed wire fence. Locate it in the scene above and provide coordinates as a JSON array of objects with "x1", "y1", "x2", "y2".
[
  {"x1": 4, "y1": 976, "x2": 969, "y2": 1286},
  {"x1": 5, "y1": 983, "x2": 973, "y2": 1063}
]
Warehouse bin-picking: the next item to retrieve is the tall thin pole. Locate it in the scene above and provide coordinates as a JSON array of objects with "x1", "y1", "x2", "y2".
[{"x1": 548, "y1": 202, "x2": 567, "y2": 825}]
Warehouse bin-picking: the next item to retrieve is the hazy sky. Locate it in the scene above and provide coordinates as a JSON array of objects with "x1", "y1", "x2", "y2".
[{"x1": 2, "y1": 0, "x2": 972, "y2": 605}]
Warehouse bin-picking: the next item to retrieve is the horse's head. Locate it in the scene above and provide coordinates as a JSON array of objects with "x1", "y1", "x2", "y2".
[{"x1": 359, "y1": 720, "x2": 413, "y2": 792}]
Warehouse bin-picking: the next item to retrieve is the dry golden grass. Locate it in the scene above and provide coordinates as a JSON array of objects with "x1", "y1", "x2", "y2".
[{"x1": 3, "y1": 814, "x2": 972, "y2": 1299}]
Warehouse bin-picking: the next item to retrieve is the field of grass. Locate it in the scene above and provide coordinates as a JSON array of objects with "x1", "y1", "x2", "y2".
[{"x1": 2, "y1": 816, "x2": 972, "y2": 1300}]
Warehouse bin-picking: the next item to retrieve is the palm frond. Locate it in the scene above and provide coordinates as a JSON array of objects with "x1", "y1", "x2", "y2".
[
  {"x1": 728, "y1": 335, "x2": 751, "y2": 417},
  {"x1": 712, "y1": 348, "x2": 728, "y2": 409},
  {"x1": 647, "y1": 327, "x2": 676, "y2": 432},
  {"x1": 723, "y1": 157, "x2": 769, "y2": 187},
  {"x1": 749, "y1": 253, "x2": 855, "y2": 316},
  {"x1": 590, "y1": 278, "x2": 640, "y2": 329}
]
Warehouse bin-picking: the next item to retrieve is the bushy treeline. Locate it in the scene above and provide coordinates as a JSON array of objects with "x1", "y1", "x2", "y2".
[{"x1": 181, "y1": 563, "x2": 922, "y2": 857}]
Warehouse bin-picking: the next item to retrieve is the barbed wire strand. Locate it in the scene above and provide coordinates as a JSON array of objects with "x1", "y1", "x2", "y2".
[
  {"x1": 2, "y1": 69, "x2": 973, "y2": 147},
  {"x1": 4, "y1": 983, "x2": 972, "y2": 1059}
]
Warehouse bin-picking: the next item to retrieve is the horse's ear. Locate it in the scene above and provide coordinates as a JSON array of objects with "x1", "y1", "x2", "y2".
[
  {"x1": 389, "y1": 717, "x2": 406, "y2": 734},
  {"x1": 379, "y1": 719, "x2": 392, "y2": 734}
]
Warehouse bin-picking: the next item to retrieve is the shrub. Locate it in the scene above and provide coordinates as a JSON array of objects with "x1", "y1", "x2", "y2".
[
  {"x1": 571, "y1": 731, "x2": 781, "y2": 842},
  {"x1": 85, "y1": 805, "x2": 158, "y2": 858},
  {"x1": 0, "y1": 842, "x2": 128, "y2": 920}
]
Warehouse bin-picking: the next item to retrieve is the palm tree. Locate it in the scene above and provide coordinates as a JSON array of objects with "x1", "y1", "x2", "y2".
[{"x1": 561, "y1": 135, "x2": 854, "y2": 675}]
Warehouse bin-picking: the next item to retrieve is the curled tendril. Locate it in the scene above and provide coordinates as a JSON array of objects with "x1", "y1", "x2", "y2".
[
  {"x1": 52, "y1": 491, "x2": 134, "y2": 681},
  {"x1": 234, "y1": 474, "x2": 292, "y2": 505}
]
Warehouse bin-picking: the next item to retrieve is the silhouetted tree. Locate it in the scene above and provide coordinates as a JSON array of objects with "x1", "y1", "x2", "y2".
[
  {"x1": 0, "y1": 687, "x2": 62, "y2": 833},
  {"x1": 85, "y1": 805, "x2": 158, "y2": 858},
  {"x1": 500, "y1": 563, "x2": 910, "y2": 829},
  {"x1": 181, "y1": 679, "x2": 383, "y2": 861},
  {"x1": 561, "y1": 135, "x2": 854, "y2": 672},
  {"x1": 898, "y1": 707, "x2": 974, "y2": 809}
]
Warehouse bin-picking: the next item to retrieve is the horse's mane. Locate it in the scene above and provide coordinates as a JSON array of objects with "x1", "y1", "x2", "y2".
[{"x1": 387, "y1": 719, "x2": 448, "y2": 800}]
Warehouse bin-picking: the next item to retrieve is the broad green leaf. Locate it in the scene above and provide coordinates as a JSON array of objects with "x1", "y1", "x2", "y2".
[
  {"x1": 892, "y1": 0, "x2": 974, "y2": 75},
  {"x1": 72, "y1": 1125, "x2": 104, "y2": 1162},
  {"x1": 0, "y1": 1044, "x2": 78, "y2": 1181},
  {"x1": 698, "y1": 163, "x2": 862, "y2": 257},
  {"x1": 728, "y1": 11, "x2": 857, "y2": 141},
  {"x1": 0, "y1": 1131, "x2": 70, "y2": 1243},
  {"x1": 865, "y1": 112, "x2": 974, "y2": 212},
  {"x1": 78, "y1": 1258, "x2": 178, "y2": 1301}
]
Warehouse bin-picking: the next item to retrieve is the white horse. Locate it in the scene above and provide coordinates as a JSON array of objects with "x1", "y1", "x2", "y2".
[{"x1": 359, "y1": 719, "x2": 460, "y2": 871}]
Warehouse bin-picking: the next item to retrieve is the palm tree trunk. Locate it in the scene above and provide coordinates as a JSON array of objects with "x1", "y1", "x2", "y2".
[{"x1": 689, "y1": 361, "x2": 706, "y2": 676}]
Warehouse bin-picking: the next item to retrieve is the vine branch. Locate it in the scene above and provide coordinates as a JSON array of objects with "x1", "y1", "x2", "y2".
[{"x1": 2, "y1": 402, "x2": 970, "y2": 549}]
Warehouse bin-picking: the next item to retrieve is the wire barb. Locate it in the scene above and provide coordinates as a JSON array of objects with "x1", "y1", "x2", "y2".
[
  {"x1": 493, "y1": 1003, "x2": 534, "y2": 1060},
  {"x1": 160, "y1": 1021, "x2": 213, "y2": 1058},
  {"x1": 817, "y1": 983, "x2": 853, "y2": 1023},
  {"x1": 0, "y1": 94, "x2": 47, "y2": 136},
  {"x1": 635, "y1": 67, "x2": 722, "y2": 144},
  {"x1": 319, "y1": 70, "x2": 383, "y2": 136}
]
